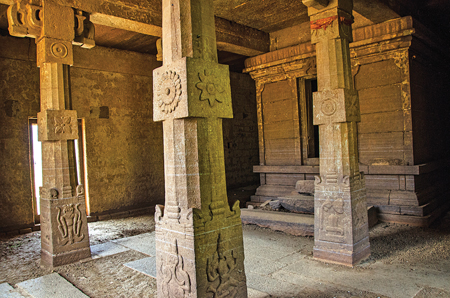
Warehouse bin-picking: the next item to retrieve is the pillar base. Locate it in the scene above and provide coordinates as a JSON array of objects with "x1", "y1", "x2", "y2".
[
  {"x1": 41, "y1": 246, "x2": 91, "y2": 267},
  {"x1": 313, "y1": 243, "x2": 370, "y2": 267}
]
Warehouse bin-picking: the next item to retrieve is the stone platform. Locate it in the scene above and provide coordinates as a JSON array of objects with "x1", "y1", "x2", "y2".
[{"x1": 241, "y1": 206, "x2": 378, "y2": 236}]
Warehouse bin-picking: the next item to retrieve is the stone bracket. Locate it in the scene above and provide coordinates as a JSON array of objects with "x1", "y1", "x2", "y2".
[
  {"x1": 38, "y1": 109, "x2": 78, "y2": 141},
  {"x1": 313, "y1": 88, "x2": 360, "y2": 125},
  {"x1": 7, "y1": 1, "x2": 42, "y2": 39},
  {"x1": 73, "y1": 10, "x2": 95, "y2": 49},
  {"x1": 153, "y1": 57, "x2": 233, "y2": 122}
]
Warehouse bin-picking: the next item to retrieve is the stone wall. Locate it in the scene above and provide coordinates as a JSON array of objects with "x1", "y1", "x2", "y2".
[
  {"x1": 223, "y1": 72, "x2": 259, "y2": 189},
  {"x1": 0, "y1": 37, "x2": 39, "y2": 231},
  {"x1": 0, "y1": 35, "x2": 261, "y2": 231},
  {"x1": 70, "y1": 46, "x2": 164, "y2": 216},
  {"x1": 244, "y1": 17, "x2": 450, "y2": 226},
  {"x1": 0, "y1": 35, "x2": 165, "y2": 230}
]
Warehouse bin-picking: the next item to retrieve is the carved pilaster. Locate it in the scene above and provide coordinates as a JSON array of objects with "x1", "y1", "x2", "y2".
[
  {"x1": 154, "y1": 0, "x2": 247, "y2": 297},
  {"x1": 303, "y1": 0, "x2": 370, "y2": 266}
]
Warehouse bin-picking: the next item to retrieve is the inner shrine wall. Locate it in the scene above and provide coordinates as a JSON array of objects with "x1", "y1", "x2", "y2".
[{"x1": 245, "y1": 16, "x2": 450, "y2": 226}]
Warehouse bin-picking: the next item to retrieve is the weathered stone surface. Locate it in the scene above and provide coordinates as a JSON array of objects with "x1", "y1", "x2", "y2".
[
  {"x1": 295, "y1": 180, "x2": 315, "y2": 194},
  {"x1": 304, "y1": 0, "x2": 370, "y2": 266},
  {"x1": 241, "y1": 209, "x2": 314, "y2": 237},
  {"x1": 154, "y1": 0, "x2": 247, "y2": 297},
  {"x1": 279, "y1": 194, "x2": 315, "y2": 214}
]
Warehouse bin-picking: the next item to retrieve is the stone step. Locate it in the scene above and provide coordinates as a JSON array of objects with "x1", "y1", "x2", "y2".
[
  {"x1": 241, "y1": 209, "x2": 314, "y2": 237},
  {"x1": 0, "y1": 283, "x2": 27, "y2": 298},
  {"x1": 241, "y1": 206, "x2": 378, "y2": 236},
  {"x1": 16, "y1": 273, "x2": 88, "y2": 298}
]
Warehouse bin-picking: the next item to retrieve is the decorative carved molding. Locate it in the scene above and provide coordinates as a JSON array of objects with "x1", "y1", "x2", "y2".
[
  {"x1": 159, "y1": 239, "x2": 191, "y2": 297},
  {"x1": 206, "y1": 233, "x2": 239, "y2": 298},
  {"x1": 196, "y1": 70, "x2": 225, "y2": 107},
  {"x1": 7, "y1": 2, "x2": 42, "y2": 39},
  {"x1": 54, "y1": 116, "x2": 72, "y2": 134},
  {"x1": 157, "y1": 70, "x2": 183, "y2": 114},
  {"x1": 56, "y1": 203, "x2": 85, "y2": 246}
]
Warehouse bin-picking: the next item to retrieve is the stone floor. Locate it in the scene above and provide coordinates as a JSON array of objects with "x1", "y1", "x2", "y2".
[{"x1": 1, "y1": 211, "x2": 450, "y2": 297}]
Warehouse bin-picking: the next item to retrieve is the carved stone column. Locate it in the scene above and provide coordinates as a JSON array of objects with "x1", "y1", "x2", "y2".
[
  {"x1": 302, "y1": 0, "x2": 370, "y2": 266},
  {"x1": 8, "y1": 0, "x2": 95, "y2": 267},
  {"x1": 153, "y1": 0, "x2": 247, "y2": 297}
]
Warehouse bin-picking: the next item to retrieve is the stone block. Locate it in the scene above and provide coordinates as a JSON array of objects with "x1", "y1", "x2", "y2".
[
  {"x1": 295, "y1": 180, "x2": 315, "y2": 193},
  {"x1": 37, "y1": 110, "x2": 78, "y2": 141},
  {"x1": 40, "y1": 195, "x2": 91, "y2": 267},
  {"x1": 37, "y1": 37, "x2": 73, "y2": 67},
  {"x1": 153, "y1": 57, "x2": 233, "y2": 121},
  {"x1": 313, "y1": 88, "x2": 360, "y2": 125}
]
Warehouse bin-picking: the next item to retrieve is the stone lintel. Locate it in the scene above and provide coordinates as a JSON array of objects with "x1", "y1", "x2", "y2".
[
  {"x1": 37, "y1": 109, "x2": 78, "y2": 141},
  {"x1": 153, "y1": 57, "x2": 233, "y2": 122}
]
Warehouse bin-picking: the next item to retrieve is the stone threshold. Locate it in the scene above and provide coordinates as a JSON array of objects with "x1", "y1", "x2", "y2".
[{"x1": 241, "y1": 207, "x2": 378, "y2": 237}]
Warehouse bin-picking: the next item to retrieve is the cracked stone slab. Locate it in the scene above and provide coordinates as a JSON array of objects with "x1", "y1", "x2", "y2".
[
  {"x1": 90, "y1": 241, "x2": 130, "y2": 259},
  {"x1": 112, "y1": 232, "x2": 156, "y2": 256},
  {"x1": 247, "y1": 287, "x2": 270, "y2": 298},
  {"x1": 16, "y1": 273, "x2": 88, "y2": 298},
  {"x1": 0, "y1": 283, "x2": 26, "y2": 298},
  {"x1": 123, "y1": 256, "x2": 157, "y2": 279}
]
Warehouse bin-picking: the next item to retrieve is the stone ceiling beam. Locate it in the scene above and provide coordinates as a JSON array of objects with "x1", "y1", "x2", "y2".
[{"x1": 353, "y1": 0, "x2": 400, "y2": 24}]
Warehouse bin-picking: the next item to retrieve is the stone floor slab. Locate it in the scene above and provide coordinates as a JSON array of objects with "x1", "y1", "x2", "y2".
[
  {"x1": 112, "y1": 232, "x2": 156, "y2": 256},
  {"x1": 90, "y1": 242, "x2": 130, "y2": 259},
  {"x1": 247, "y1": 287, "x2": 270, "y2": 298},
  {"x1": 0, "y1": 283, "x2": 26, "y2": 298},
  {"x1": 123, "y1": 256, "x2": 157, "y2": 279},
  {"x1": 16, "y1": 273, "x2": 88, "y2": 298}
]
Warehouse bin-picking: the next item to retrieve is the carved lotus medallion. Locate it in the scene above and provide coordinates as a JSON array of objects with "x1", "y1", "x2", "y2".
[
  {"x1": 196, "y1": 70, "x2": 225, "y2": 107},
  {"x1": 157, "y1": 70, "x2": 182, "y2": 114}
]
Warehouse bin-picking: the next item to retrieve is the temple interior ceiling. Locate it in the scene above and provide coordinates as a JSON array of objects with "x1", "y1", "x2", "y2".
[{"x1": 0, "y1": 0, "x2": 449, "y2": 67}]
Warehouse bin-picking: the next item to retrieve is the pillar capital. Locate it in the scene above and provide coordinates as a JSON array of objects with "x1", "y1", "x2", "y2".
[{"x1": 7, "y1": 0, "x2": 95, "y2": 66}]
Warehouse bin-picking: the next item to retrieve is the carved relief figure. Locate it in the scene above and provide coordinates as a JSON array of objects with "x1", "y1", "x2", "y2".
[
  {"x1": 353, "y1": 201, "x2": 367, "y2": 229},
  {"x1": 320, "y1": 197, "x2": 345, "y2": 242},
  {"x1": 159, "y1": 239, "x2": 191, "y2": 297},
  {"x1": 196, "y1": 70, "x2": 225, "y2": 107},
  {"x1": 206, "y1": 233, "x2": 239, "y2": 298},
  {"x1": 56, "y1": 203, "x2": 85, "y2": 245}
]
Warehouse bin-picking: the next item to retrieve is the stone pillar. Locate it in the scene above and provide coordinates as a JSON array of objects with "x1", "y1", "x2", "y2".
[
  {"x1": 302, "y1": 0, "x2": 370, "y2": 266},
  {"x1": 153, "y1": 0, "x2": 247, "y2": 297},
  {"x1": 7, "y1": 0, "x2": 95, "y2": 267}
]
